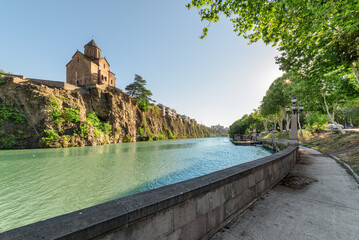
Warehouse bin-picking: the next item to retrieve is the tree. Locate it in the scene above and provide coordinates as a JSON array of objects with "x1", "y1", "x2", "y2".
[
  {"x1": 125, "y1": 74, "x2": 155, "y2": 111},
  {"x1": 260, "y1": 74, "x2": 294, "y2": 132},
  {"x1": 186, "y1": 0, "x2": 359, "y2": 83},
  {"x1": 228, "y1": 112, "x2": 264, "y2": 137},
  {"x1": 291, "y1": 69, "x2": 359, "y2": 134}
]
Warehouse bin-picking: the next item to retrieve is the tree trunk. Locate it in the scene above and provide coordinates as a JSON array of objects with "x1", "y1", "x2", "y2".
[
  {"x1": 264, "y1": 119, "x2": 268, "y2": 132},
  {"x1": 298, "y1": 114, "x2": 302, "y2": 130},
  {"x1": 352, "y1": 60, "x2": 359, "y2": 85},
  {"x1": 286, "y1": 114, "x2": 290, "y2": 131},
  {"x1": 279, "y1": 111, "x2": 285, "y2": 132},
  {"x1": 323, "y1": 94, "x2": 346, "y2": 134}
]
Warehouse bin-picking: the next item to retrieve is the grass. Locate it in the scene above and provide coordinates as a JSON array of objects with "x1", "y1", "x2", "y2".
[{"x1": 300, "y1": 131, "x2": 359, "y2": 174}]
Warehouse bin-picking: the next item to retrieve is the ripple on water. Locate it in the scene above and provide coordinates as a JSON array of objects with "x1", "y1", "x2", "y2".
[{"x1": 0, "y1": 137, "x2": 273, "y2": 232}]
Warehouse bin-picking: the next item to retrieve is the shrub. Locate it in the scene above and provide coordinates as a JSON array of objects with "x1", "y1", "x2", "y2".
[
  {"x1": 49, "y1": 97, "x2": 62, "y2": 123},
  {"x1": 167, "y1": 129, "x2": 176, "y2": 139},
  {"x1": 99, "y1": 122, "x2": 112, "y2": 134},
  {"x1": 42, "y1": 130, "x2": 60, "y2": 147},
  {"x1": 78, "y1": 123, "x2": 90, "y2": 137},
  {"x1": 305, "y1": 112, "x2": 328, "y2": 133},
  {"x1": 122, "y1": 133, "x2": 132, "y2": 142},
  {"x1": 0, "y1": 100, "x2": 26, "y2": 124},
  {"x1": 86, "y1": 112, "x2": 101, "y2": 127},
  {"x1": 1, "y1": 134, "x2": 15, "y2": 149},
  {"x1": 93, "y1": 128, "x2": 102, "y2": 138},
  {"x1": 64, "y1": 107, "x2": 80, "y2": 123},
  {"x1": 137, "y1": 127, "x2": 148, "y2": 141}
]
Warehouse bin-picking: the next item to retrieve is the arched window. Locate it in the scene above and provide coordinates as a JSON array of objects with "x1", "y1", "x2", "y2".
[{"x1": 102, "y1": 75, "x2": 104, "y2": 80}]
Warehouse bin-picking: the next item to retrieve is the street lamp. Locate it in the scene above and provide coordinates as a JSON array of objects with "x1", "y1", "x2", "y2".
[{"x1": 286, "y1": 97, "x2": 304, "y2": 145}]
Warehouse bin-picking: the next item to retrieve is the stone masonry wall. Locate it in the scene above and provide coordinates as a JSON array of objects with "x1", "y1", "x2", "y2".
[{"x1": 1, "y1": 146, "x2": 298, "y2": 240}]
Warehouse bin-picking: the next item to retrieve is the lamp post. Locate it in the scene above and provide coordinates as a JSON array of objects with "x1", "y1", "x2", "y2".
[{"x1": 285, "y1": 97, "x2": 304, "y2": 145}]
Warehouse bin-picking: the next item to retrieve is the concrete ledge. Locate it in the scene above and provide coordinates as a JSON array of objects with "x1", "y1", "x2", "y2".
[
  {"x1": 259, "y1": 138, "x2": 290, "y2": 152},
  {"x1": 329, "y1": 154, "x2": 359, "y2": 184},
  {"x1": 1, "y1": 147, "x2": 298, "y2": 240}
]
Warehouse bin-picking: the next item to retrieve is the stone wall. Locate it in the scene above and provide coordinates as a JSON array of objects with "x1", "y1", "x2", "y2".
[
  {"x1": 1, "y1": 146, "x2": 298, "y2": 240},
  {"x1": 29, "y1": 79, "x2": 80, "y2": 91},
  {"x1": 259, "y1": 138, "x2": 290, "y2": 152}
]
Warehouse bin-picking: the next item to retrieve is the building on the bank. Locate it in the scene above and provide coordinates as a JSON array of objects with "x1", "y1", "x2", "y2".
[{"x1": 66, "y1": 38, "x2": 116, "y2": 87}]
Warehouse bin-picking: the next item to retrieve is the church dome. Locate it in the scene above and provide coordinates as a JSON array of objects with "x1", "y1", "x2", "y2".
[{"x1": 85, "y1": 39, "x2": 99, "y2": 48}]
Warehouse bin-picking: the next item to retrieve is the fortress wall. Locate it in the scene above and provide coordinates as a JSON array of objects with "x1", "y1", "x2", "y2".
[
  {"x1": 1, "y1": 146, "x2": 298, "y2": 240},
  {"x1": 28, "y1": 79, "x2": 80, "y2": 90}
]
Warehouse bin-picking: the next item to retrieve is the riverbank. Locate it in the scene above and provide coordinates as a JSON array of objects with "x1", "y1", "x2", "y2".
[
  {"x1": 262, "y1": 130, "x2": 359, "y2": 175},
  {"x1": 211, "y1": 146, "x2": 359, "y2": 240},
  {"x1": 300, "y1": 131, "x2": 359, "y2": 175}
]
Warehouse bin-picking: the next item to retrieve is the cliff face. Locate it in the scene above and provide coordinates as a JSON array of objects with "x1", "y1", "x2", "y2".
[{"x1": 0, "y1": 78, "x2": 224, "y2": 149}]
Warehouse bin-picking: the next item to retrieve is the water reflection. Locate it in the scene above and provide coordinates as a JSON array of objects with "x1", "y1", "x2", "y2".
[{"x1": 0, "y1": 137, "x2": 273, "y2": 233}]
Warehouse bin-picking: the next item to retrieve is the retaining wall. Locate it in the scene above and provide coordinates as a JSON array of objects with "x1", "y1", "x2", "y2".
[
  {"x1": 1, "y1": 146, "x2": 298, "y2": 240},
  {"x1": 259, "y1": 138, "x2": 290, "y2": 152}
]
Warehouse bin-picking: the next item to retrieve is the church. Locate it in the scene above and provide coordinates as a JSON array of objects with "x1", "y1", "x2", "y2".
[{"x1": 66, "y1": 38, "x2": 116, "y2": 87}]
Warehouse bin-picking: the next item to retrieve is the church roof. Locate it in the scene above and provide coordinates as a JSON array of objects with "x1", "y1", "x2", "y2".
[{"x1": 85, "y1": 39, "x2": 99, "y2": 48}]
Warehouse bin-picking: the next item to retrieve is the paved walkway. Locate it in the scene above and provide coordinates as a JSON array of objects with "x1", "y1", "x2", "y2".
[{"x1": 211, "y1": 147, "x2": 359, "y2": 240}]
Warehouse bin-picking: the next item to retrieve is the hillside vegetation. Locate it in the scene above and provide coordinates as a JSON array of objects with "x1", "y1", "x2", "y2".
[{"x1": 0, "y1": 77, "x2": 226, "y2": 149}]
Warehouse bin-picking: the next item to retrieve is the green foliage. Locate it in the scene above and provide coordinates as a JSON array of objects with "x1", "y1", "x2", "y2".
[
  {"x1": 260, "y1": 74, "x2": 294, "y2": 117},
  {"x1": 86, "y1": 112, "x2": 100, "y2": 127},
  {"x1": 99, "y1": 122, "x2": 112, "y2": 134},
  {"x1": 137, "y1": 127, "x2": 148, "y2": 141},
  {"x1": 304, "y1": 112, "x2": 328, "y2": 133},
  {"x1": 122, "y1": 133, "x2": 132, "y2": 142},
  {"x1": 187, "y1": 0, "x2": 359, "y2": 82},
  {"x1": 86, "y1": 112, "x2": 111, "y2": 135},
  {"x1": 42, "y1": 130, "x2": 60, "y2": 147},
  {"x1": 167, "y1": 129, "x2": 176, "y2": 139},
  {"x1": 125, "y1": 74, "x2": 155, "y2": 112},
  {"x1": 0, "y1": 134, "x2": 15, "y2": 149},
  {"x1": 78, "y1": 123, "x2": 90, "y2": 137},
  {"x1": 93, "y1": 128, "x2": 102, "y2": 138},
  {"x1": 64, "y1": 107, "x2": 80, "y2": 123},
  {"x1": 229, "y1": 112, "x2": 264, "y2": 137},
  {"x1": 49, "y1": 97, "x2": 62, "y2": 124},
  {"x1": 152, "y1": 133, "x2": 166, "y2": 141},
  {"x1": 0, "y1": 100, "x2": 25, "y2": 124}
]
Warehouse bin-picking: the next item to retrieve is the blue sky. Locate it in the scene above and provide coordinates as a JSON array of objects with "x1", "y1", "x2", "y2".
[{"x1": 1, "y1": 0, "x2": 282, "y2": 127}]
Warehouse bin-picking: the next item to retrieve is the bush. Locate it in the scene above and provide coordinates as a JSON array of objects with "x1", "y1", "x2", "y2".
[
  {"x1": 99, "y1": 122, "x2": 112, "y2": 134},
  {"x1": 167, "y1": 129, "x2": 176, "y2": 139},
  {"x1": 122, "y1": 133, "x2": 132, "y2": 142},
  {"x1": 0, "y1": 100, "x2": 26, "y2": 124},
  {"x1": 42, "y1": 130, "x2": 60, "y2": 147},
  {"x1": 137, "y1": 127, "x2": 148, "y2": 141},
  {"x1": 86, "y1": 112, "x2": 101, "y2": 127},
  {"x1": 1, "y1": 134, "x2": 15, "y2": 149},
  {"x1": 305, "y1": 112, "x2": 328, "y2": 133},
  {"x1": 49, "y1": 98, "x2": 62, "y2": 123},
  {"x1": 78, "y1": 123, "x2": 90, "y2": 137},
  {"x1": 64, "y1": 107, "x2": 80, "y2": 123}
]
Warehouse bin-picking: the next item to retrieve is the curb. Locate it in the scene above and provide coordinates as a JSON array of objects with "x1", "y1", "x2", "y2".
[{"x1": 329, "y1": 154, "x2": 359, "y2": 185}]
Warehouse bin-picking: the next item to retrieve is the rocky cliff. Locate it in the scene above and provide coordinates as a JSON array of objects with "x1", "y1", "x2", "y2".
[{"x1": 0, "y1": 77, "x2": 225, "y2": 149}]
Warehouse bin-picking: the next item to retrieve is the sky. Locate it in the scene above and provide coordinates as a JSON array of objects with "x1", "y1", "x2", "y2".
[{"x1": 1, "y1": 0, "x2": 283, "y2": 127}]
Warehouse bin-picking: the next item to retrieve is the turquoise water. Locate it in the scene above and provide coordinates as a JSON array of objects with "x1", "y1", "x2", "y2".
[{"x1": 0, "y1": 137, "x2": 273, "y2": 232}]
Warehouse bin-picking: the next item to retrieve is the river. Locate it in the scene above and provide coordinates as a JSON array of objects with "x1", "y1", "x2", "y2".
[{"x1": 0, "y1": 137, "x2": 273, "y2": 233}]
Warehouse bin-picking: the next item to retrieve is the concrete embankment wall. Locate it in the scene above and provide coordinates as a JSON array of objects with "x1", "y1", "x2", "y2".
[
  {"x1": 2, "y1": 146, "x2": 298, "y2": 240},
  {"x1": 259, "y1": 138, "x2": 290, "y2": 152}
]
